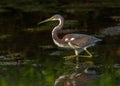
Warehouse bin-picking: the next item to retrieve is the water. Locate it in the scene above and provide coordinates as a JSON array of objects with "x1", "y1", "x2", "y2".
[{"x1": 0, "y1": 2, "x2": 120, "y2": 86}]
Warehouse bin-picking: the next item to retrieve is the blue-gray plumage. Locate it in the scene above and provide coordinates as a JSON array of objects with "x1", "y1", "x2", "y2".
[{"x1": 38, "y1": 14, "x2": 102, "y2": 68}]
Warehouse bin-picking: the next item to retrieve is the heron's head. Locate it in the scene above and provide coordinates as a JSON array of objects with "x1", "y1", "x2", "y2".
[{"x1": 38, "y1": 14, "x2": 62, "y2": 24}]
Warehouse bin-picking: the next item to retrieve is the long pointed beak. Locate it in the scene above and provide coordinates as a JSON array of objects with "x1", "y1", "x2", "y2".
[{"x1": 38, "y1": 17, "x2": 53, "y2": 25}]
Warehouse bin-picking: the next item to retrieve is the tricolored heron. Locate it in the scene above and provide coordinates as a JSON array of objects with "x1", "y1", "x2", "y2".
[{"x1": 38, "y1": 14, "x2": 102, "y2": 68}]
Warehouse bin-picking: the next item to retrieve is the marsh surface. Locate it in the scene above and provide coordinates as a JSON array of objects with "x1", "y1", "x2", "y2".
[{"x1": 0, "y1": 1, "x2": 120, "y2": 86}]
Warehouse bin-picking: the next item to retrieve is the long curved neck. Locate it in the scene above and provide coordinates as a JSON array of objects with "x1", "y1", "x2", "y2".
[{"x1": 52, "y1": 17, "x2": 64, "y2": 45}]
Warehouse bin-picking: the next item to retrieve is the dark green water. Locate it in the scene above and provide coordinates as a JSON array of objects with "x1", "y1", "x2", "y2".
[{"x1": 0, "y1": 1, "x2": 120, "y2": 86}]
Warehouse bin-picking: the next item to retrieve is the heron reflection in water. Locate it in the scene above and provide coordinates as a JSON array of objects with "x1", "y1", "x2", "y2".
[{"x1": 38, "y1": 14, "x2": 102, "y2": 68}]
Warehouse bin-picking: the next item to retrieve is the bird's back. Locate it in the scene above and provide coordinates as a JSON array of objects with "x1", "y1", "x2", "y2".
[{"x1": 60, "y1": 34, "x2": 101, "y2": 49}]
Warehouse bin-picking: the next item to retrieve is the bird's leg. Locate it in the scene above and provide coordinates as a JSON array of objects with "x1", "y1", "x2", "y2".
[
  {"x1": 64, "y1": 55, "x2": 77, "y2": 59},
  {"x1": 74, "y1": 49, "x2": 79, "y2": 69},
  {"x1": 76, "y1": 48, "x2": 93, "y2": 71},
  {"x1": 64, "y1": 49, "x2": 80, "y2": 67},
  {"x1": 78, "y1": 48, "x2": 93, "y2": 58},
  {"x1": 64, "y1": 48, "x2": 93, "y2": 66},
  {"x1": 64, "y1": 48, "x2": 92, "y2": 59},
  {"x1": 64, "y1": 41, "x2": 79, "y2": 60},
  {"x1": 64, "y1": 41, "x2": 92, "y2": 67},
  {"x1": 65, "y1": 41, "x2": 93, "y2": 59}
]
